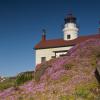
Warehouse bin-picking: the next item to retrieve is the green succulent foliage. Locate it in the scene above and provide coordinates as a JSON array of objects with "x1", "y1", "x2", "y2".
[
  {"x1": 74, "y1": 83, "x2": 99, "y2": 99},
  {"x1": 75, "y1": 87, "x2": 90, "y2": 98}
]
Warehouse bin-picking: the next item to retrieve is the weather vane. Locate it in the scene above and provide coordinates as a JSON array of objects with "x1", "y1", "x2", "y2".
[{"x1": 42, "y1": 29, "x2": 46, "y2": 35}]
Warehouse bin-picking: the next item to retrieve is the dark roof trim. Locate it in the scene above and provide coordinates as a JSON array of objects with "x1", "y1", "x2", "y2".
[
  {"x1": 34, "y1": 45, "x2": 75, "y2": 50},
  {"x1": 53, "y1": 50, "x2": 68, "y2": 53}
]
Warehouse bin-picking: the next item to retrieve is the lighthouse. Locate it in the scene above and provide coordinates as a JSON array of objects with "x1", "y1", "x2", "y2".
[
  {"x1": 63, "y1": 14, "x2": 79, "y2": 40},
  {"x1": 34, "y1": 13, "x2": 100, "y2": 65}
]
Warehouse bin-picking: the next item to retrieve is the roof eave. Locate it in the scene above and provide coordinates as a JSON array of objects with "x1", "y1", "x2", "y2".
[{"x1": 34, "y1": 44, "x2": 75, "y2": 50}]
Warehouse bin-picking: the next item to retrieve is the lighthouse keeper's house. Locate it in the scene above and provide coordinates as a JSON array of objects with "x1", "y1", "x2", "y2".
[{"x1": 34, "y1": 14, "x2": 100, "y2": 65}]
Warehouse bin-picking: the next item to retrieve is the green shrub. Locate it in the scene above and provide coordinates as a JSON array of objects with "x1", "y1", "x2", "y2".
[
  {"x1": 0, "y1": 78, "x2": 15, "y2": 91},
  {"x1": 64, "y1": 63, "x2": 74, "y2": 70},
  {"x1": 16, "y1": 71, "x2": 34, "y2": 85}
]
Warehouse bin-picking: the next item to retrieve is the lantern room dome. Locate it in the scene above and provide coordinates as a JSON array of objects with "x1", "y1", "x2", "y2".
[{"x1": 64, "y1": 13, "x2": 76, "y2": 24}]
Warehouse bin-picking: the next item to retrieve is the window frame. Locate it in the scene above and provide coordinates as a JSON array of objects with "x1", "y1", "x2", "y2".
[
  {"x1": 41, "y1": 57, "x2": 46, "y2": 63},
  {"x1": 67, "y1": 35, "x2": 71, "y2": 39}
]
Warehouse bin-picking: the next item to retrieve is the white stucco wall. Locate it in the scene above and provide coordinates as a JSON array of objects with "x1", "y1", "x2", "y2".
[{"x1": 35, "y1": 46, "x2": 73, "y2": 65}]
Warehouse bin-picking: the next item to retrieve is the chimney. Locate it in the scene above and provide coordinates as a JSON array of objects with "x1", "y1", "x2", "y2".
[{"x1": 41, "y1": 29, "x2": 46, "y2": 41}]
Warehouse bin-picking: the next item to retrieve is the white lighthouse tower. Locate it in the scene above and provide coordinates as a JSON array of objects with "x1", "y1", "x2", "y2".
[{"x1": 63, "y1": 14, "x2": 79, "y2": 40}]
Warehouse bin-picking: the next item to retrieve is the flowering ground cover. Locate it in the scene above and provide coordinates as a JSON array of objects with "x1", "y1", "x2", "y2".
[{"x1": 0, "y1": 39, "x2": 100, "y2": 100}]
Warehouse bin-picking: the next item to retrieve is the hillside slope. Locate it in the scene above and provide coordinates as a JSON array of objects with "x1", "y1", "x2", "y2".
[{"x1": 0, "y1": 39, "x2": 100, "y2": 100}]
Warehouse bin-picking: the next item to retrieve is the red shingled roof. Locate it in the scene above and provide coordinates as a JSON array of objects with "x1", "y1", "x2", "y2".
[{"x1": 34, "y1": 34, "x2": 100, "y2": 49}]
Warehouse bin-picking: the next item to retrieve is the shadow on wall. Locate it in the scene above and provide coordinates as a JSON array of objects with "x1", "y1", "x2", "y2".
[{"x1": 95, "y1": 68, "x2": 100, "y2": 83}]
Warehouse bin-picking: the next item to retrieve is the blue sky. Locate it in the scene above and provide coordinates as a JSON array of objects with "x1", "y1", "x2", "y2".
[{"x1": 0, "y1": 0, "x2": 100, "y2": 77}]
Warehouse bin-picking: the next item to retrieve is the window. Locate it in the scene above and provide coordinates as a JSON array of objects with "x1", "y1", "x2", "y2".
[
  {"x1": 41, "y1": 57, "x2": 46, "y2": 63},
  {"x1": 51, "y1": 56, "x2": 56, "y2": 59},
  {"x1": 67, "y1": 35, "x2": 71, "y2": 39}
]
